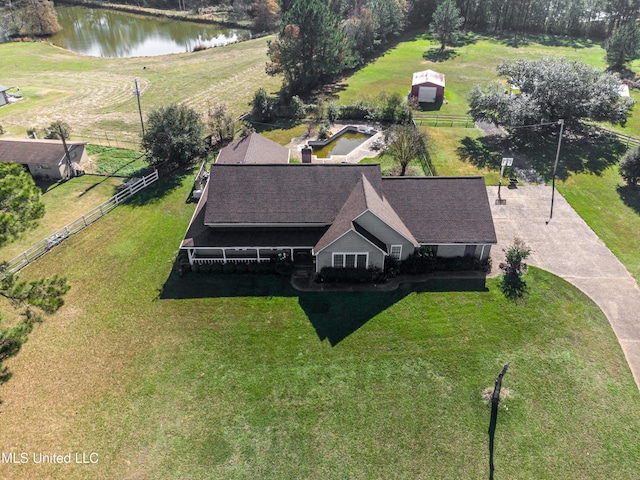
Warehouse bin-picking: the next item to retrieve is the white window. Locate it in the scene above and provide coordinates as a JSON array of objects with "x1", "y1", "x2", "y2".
[
  {"x1": 390, "y1": 245, "x2": 402, "y2": 261},
  {"x1": 333, "y1": 253, "x2": 368, "y2": 269}
]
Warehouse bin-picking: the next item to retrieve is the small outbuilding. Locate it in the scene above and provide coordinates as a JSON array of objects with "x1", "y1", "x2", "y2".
[
  {"x1": 410, "y1": 70, "x2": 445, "y2": 103},
  {"x1": 0, "y1": 84, "x2": 9, "y2": 107},
  {"x1": 0, "y1": 138, "x2": 88, "y2": 180}
]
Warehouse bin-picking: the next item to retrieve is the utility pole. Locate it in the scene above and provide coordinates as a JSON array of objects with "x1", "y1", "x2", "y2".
[
  {"x1": 547, "y1": 119, "x2": 564, "y2": 223},
  {"x1": 134, "y1": 79, "x2": 145, "y2": 138},
  {"x1": 59, "y1": 125, "x2": 73, "y2": 179}
]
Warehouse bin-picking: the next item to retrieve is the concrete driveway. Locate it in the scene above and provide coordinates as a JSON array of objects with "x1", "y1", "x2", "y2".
[{"x1": 488, "y1": 185, "x2": 640, "y2": 389}]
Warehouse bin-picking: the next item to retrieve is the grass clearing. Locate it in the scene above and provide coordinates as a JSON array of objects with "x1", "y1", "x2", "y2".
[
  {"x1": 85, "y1": 145, "x2": 149, "y2": 177},
  {"x1": 0, "y1": 38, "x2": 281, "y2": 141},
  {"x1": 0, "y1": 175, "x2": 639, "y2": 479}
]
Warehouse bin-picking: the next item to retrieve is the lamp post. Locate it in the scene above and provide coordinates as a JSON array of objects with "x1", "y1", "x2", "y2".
[
  {"x1": 133, "y1": 79, "x2": 145, "y2": 138},
  {"x1": 547, "y1": 119, "x2": 564, "y2": 223},
  {"x1": 496, "y1": 157, "x2": 513, "y2": 205}
]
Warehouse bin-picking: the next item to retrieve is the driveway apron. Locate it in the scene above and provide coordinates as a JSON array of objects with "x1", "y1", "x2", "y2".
[{"x1": 488, "y1": 185, "x2": 640, "y2": 389}]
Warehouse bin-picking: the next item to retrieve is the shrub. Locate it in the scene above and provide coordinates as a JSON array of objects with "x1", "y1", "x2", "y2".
[
  {"x1": 318, "y1": 267, "x2": 386, "y2": 284},
  {"x1": 275, "y1": 253, "x2": 294, "y2": 275},
  {"x1": 235, "y1": 262, "x2": 249, "y2": 274},
  {"x1": 290, "y1": 95, "x2": 307, "y2": 120},
  {"x1": 318, "y1": 122, "x2": 332, "y2": 140},
  {"x1": 400, "y1": 246, "x2": 435, "y2": 274},
  {"x1": 620, "y1": 146, "x2": 640, "y2": 186},
  {"x1": 211, "y1": 263, "x2": 223, "y2": 274},
  {"x1": 499, "y1": 237, "x2": 532, "y2": 299},
  {"x1": 250, "y1": 87, "x2": 277, "y2": 123},
  {"x1": 222, "y1": 263, "x2": 237, "y2": 274}
]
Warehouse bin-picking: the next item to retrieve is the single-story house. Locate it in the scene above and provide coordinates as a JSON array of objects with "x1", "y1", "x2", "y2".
[
  {"x1": 180, "y1": 164, "x2": 497, "y2": 272},
  {"x1": 0, "y1": 84, "x2": 10, "y2": 107},
  {"x1": 216, "y1": 132, "x2": 290, "y2": 164},
  {"x1": 410, "y1": 70, "x2": 446, "y2": 103},
  {"x1": 0, "y1": 138, "x2": 88, "y2": 180}
]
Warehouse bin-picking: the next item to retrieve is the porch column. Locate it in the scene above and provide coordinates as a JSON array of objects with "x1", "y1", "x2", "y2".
[{"x1": 222, "y1": 249, "x2": 227, "y2": 262}]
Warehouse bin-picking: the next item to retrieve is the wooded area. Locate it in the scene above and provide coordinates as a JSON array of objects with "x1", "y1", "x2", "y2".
[{"x1": 42, "y1": 0, "x2": 640, "y2": 40}]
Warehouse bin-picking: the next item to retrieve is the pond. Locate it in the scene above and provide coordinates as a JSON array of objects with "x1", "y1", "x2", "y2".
[
  {"x1": 49, "y1": 6, "x2": 251, "y2": 58},
  {"x1": 311, "y1": 128, "x2": 375, "y2": 159}
]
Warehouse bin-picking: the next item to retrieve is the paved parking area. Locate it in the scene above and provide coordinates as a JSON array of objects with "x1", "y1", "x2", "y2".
[{"x1": 488, "y1": 185, "x2": 640, "y2": 389}]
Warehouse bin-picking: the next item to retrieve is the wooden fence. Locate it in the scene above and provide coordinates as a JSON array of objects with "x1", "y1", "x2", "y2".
[
  {"x1": 413, "y1": 113, "x2": 475, "y2": 128},
  {"x1": 1, "y1": 170, "x2": 159, "y2": 276}
]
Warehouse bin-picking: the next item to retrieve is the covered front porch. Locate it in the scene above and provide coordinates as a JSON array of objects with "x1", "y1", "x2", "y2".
[{"x1": 186, "y1": 247, "x2": 313, "y2": 265}]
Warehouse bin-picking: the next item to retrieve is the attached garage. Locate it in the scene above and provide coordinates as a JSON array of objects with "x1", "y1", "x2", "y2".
[{"x1": 410, "y1": 70, "x2": 445, "y2": 104}]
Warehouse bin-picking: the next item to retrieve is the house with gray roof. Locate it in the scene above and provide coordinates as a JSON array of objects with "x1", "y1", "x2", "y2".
[
  {"x1": 180, "y1": 164, "x2": 497, "y2": 272},
  {"x1": 216, "y1": 133, "x2": 290, "y2": 164},
  {"x1": 0, "y1": 138, "x2": 88, "y2": 180}
]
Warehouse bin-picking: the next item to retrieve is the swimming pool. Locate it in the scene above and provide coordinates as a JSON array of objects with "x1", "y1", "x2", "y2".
[{"x1": 308, "y1": 126, "x2": 377, "y2": 159}]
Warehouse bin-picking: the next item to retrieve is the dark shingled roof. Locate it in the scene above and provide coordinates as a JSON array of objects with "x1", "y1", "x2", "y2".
[
  {"x1": 381, "y1": 176, "x2": 497, "y2": 244},
  {"x1": 216, "y1": 133, "x2": 290, "y2": 164},
  {"x1": 0, "y1": 138, "x2": 86, "y2": 166},
  {"x1": 183, "y1": 165, "x2": 497, "y2": 251},
  {"x1": 314, "y1": 173, "x2": 417, "y2": 252},
  {"x1": 0, "y1": 84, "x2": 8, "y2": 92},
  {"x1": 181, "y1": 178, "x2": 327, "y2": 248},
  {"x1": 204, "y1": 164, "x2": 382, "y2": 225}
]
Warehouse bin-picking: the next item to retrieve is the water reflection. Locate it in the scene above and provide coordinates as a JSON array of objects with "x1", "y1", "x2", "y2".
[{"x1": 49, "y1": 6, "x2": 250, "y2": 58}]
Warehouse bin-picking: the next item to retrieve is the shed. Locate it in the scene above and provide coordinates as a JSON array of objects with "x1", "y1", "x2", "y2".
[
  {"x1": 0, "y1": 138, "x2": 88, "y2": 180},
  {"x1": 0, "y1": 84, "x2": 9, "y2": 107},
  {"x1": 410, "y1": 70, "x2": 445, "y2": 103}
]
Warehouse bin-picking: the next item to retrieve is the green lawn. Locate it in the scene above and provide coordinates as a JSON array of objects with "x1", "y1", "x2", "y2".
[
  {"x1": 2, "y1": 28, "x2": 640, "y2": 480},
  {"x1": 86, "y1": 145, "x2": 150, "y2": 177},
  {"x1": 558, "y1": 167, "x2": 640, "y2": 280},
  {"x1": 1, "y1": 174, "x2": 639, "y2": 479},
  {"x1": 0, "y1": 175, "x2": 123, "y2": 262}
]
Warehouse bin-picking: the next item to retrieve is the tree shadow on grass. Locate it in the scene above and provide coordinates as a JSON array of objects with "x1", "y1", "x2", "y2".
[
  {"x1": 481, "y1": 32, "x2": 597, "y2": 49},
  {"x1": 514, "y1": 130, "x2": 625, "y2": 182},
  {"x1": 458, "y1": 130, "x2": 625, "y2": 182},
  {"x1": 159, "y1": 271, "x2": 488, "y2": 345},
  {"x1": 423, "y1": 48, "x2": 459, "y2": 62},
  {"x1": 617, "y1": 184, "x2": 640, "y2": 215},
  {"x1": 457, "y1": 135, "x2": 505, "y2": 169},
  {"x1": 498, "y1": 274, "x2": 529, "y2": 301},
  {"x1": 125, "y1": 164, "x2": 194, "y2": 207}
]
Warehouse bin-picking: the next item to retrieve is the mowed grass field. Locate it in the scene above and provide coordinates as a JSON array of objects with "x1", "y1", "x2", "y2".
[
  {"x1": 2, "y1": 28, "x2": 640, "y2": 479},
  {"x1": 0, "y1": 174, "x2": 639, "y2": 479},
  {"x1": 0, "y1": 37, "x2": 280, "y2": 142}
]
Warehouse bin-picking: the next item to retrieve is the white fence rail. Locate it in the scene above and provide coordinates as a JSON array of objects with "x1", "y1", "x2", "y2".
[{"x1": 1, "y1": 170, "x2": 159, "y2": 276}]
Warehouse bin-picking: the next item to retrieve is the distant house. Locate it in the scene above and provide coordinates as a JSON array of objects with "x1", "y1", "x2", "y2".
[
  {"x1": 410, "y1": 70, "x2": 446, "y2": 103},
  {"x1": 0, "y1": 84, "x2": 9, "y2": 107},
  {"x1": 216, "y1": 133, "x2": 290, "y2": 164},
  {"x1": 0, "y1": 138, "x2": 88, "y2": 180},
  {"x1": 180, "y1": 164, "x2": 496, "y2": 272}
]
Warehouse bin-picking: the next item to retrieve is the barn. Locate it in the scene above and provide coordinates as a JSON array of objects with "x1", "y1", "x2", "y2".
[{"x1": 410, "y1": 70, "x2": 445, "y2": 103}]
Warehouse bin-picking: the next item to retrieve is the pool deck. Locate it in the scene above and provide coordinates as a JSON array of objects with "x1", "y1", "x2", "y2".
[{"x1": 287, "y1": 122, "x2": 385, "y2": 164}]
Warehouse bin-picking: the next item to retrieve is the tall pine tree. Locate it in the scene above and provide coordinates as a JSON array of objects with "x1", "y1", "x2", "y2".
[{"x1": 266, "y1": 0, "x2": 352, "y2": 95}]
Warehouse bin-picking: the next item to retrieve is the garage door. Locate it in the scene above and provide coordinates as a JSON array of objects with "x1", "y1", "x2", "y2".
[{"x1": 418, "y1": 86, "x2": 437, "y2": 103}]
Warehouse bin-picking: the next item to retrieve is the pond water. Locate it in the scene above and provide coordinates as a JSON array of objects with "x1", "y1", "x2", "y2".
[
  {"x1": 312, "y1": 131, "x2": 372, "y2": 158},
  {"x1": 49, "y1": 6, "x2": 251, "y2": 58}
]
